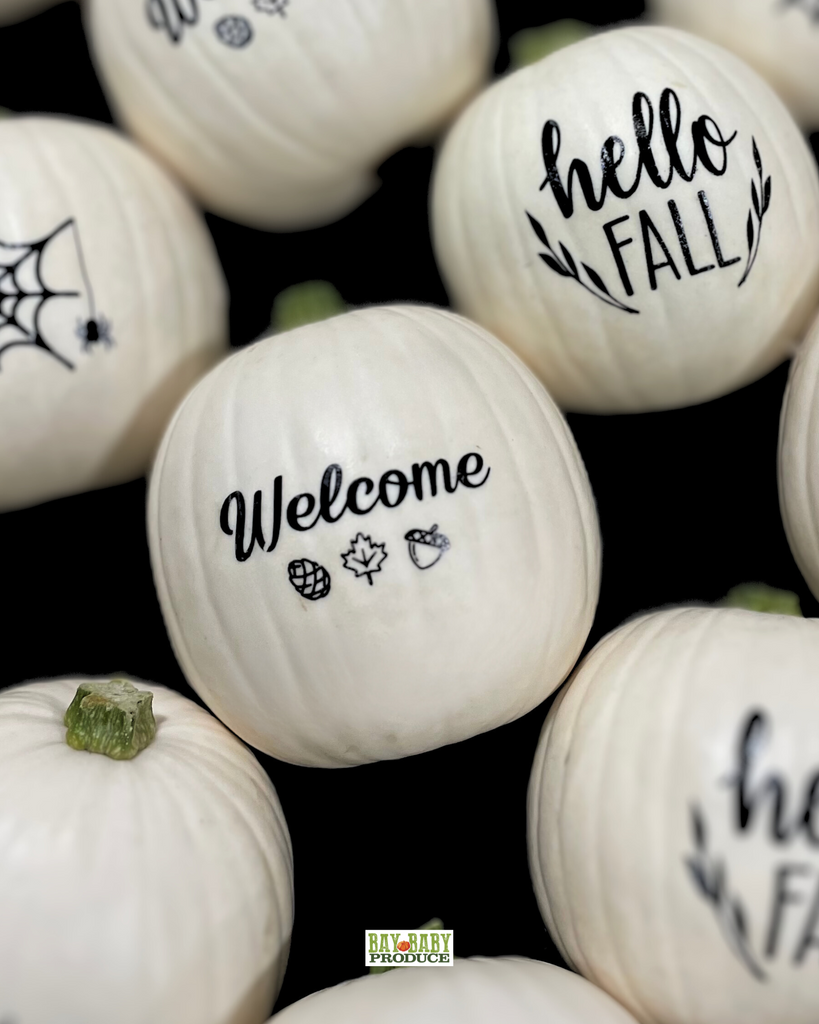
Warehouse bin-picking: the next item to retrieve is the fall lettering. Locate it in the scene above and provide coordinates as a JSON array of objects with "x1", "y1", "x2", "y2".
[{"x1": 220, "y1": 452, "x2": 490, "y2": 562}]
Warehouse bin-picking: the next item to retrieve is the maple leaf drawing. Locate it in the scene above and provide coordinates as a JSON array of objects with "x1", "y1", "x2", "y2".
[{"x1": 341, "y1": 533, "x2": 388, "y2": 585}]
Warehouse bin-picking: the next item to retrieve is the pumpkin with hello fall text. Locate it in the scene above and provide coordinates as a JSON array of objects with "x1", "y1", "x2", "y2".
[
  {"x1": 85, "y1": 0, "x2": 496, "y2": 230},
  {"x1": 528, "y1": 606, "x2": 819, "y2": 1024},
  {"x1": 651, "y1": 0, "x2": 819, "y2": 129},
  {"x1": 148, "y1": 305, "x2": 601, "y2": 767},
  {"x1": 0, "y1": 115, "x2": 227, "y2": 512},
  {"x1": 432, "y1": 26, "x2": 819, "y2": 413},
  {"x1": 0, "y1": 677, "x2": 294, "y2": 1024}
]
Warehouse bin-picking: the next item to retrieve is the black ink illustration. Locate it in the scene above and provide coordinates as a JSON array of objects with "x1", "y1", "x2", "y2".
[
  {"x1": 341, "y1": 533, "x2": 388, "y2": 585},
  {"x1": 220, "y1": 454, "x2": 490, "y2": 563},
  {"x1": 780, "y1": 0, "x2": 819, "y2": 22},
  {"x1": 527, "y1": 211, "x2": 639, "y2": 314},
  {"x1": 254, "y1": 0, "x2": 289, "y2": 13},
  {"x1": 146, "y1": 0, "x2": 199, "y2": 43},
  {"x1": 405, "y1": 524, "x2": 451, "y2": 569},
  {"x1": 215, "y1": 15, "x2": 253, "y2": 47},
  {"x1": 288, "y1": 559, "x2": 331, "y2": 600},
  {"x1": 685, "y1": 803, "x2": 767, "y2": 981},
  {"x1": 0, "y1": 218, "x2": 110, "y2": 372},
  {"x1": 739, "y1": 139, "x2": 772, "y2": 287}
]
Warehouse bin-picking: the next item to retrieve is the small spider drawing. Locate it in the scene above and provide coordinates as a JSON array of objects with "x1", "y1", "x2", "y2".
[{"x1": 76, "y1": 316, "x2": 114, "y2": 351}]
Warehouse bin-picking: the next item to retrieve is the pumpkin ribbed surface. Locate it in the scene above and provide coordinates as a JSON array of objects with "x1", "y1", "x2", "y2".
[
  {"x1": 528, "y1": 607, "x2": 819, "y2": 1024},
  {"x1": 148, "y1": 304, "x2": 601, "y2": 767},
  {"x1": 0, "y1": 678, "x2": 294, "y2": 1024}
]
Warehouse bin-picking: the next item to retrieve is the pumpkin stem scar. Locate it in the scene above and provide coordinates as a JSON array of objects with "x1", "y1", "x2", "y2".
[
  {"x1": 64, "y1": 680, "x2": 156, "y2": 760},
  {"x1": 507, "y1": 20, "x2": 594, "y2": 70},
  {"x1": 721, "y1": 583, "x2": 802, "y2": 617}
]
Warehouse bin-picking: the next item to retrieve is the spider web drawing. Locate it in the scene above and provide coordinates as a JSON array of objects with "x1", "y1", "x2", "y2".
[{"x1": 0, "y1": 218, "x2": 99, "y2": 371}]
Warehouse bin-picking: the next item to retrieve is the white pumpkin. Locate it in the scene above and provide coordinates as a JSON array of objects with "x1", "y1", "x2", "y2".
[
  {"x1": 148, "y1": 305, "x2": 601, "y2": 767},
  {"x1": 778, "y1": 310, "x2": 819, "y2": 600},
  {"x1": 84, "y1": 0, "x2": 496, "y2": 230},
  {"x1": 651, "y1": 0, "x2": 819, "y2": 129},
  {"x1": 431, "y1": 26, "x2": 819, "y2": 413},
  {"x1": 0, "y1": 676, "x2": 294, "y2": 1024},
  {"x1": 0, "y1": 115, "x2": 227, "y2": 512},
  {"x1": 528, "y1": 606, "x2": 819, "y2": 1024},
  {"x1": 267, "y1": 957, "x2": 640, "y2": 1023},
  {"x1": 0, "y1": 0, "x2": 56, "y2": 25}
]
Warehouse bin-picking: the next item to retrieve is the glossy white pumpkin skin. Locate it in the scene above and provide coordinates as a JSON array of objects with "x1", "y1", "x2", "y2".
[
  {"x1": 268, "y1": 956, "x2": 640, "y2": 1023},
  {"x1": 778, "y1": 311, "x2": 819, "y2": 600},
  {"x1": 528, "y1": 607, "x2": 819, "y2": 1024},
  {"x1": 85, "y1": 0, "x2": 496, "y2": 230},
  {"x1": 148, "y1": 305, "x2": 601, "y2": 767},
  {"x1": 432, "y1": 27, "x2": 819, "y2": 413},
  {"x1": 0, "y1": 0, "x2": 55, "y2": 25},
  {"x1": 0, "y1": 116, "x2": 227, "y2": 512},
  {"x1": 652, "y1": 0, "x2": 819, "y2": 129},
  {"x1": 0, "y1": 677, "x2": 294, "y2": 1024}
]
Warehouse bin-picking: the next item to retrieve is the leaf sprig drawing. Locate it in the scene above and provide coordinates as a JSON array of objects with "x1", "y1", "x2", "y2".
[
  {"x1": 341, "y1": 533, "x2": 388, "y2": 585},
  {"x1": 738, "y1": 139, "x2": 771, "y2": 288},
  {"x1": 526, "y1": 211, "x2": 639, "y2": 315},
  {"x1": 685, "y1": 803, "x2": 767, "y2": 982}
]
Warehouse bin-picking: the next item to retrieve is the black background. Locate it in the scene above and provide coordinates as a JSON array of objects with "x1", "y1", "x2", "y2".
[{"x1": 1, "y1": 0, "x2": 817, "y2": 1016}]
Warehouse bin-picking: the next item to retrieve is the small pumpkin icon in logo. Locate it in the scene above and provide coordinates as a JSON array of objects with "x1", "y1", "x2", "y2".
[
  {"x1": 288, "y1": 558, "x2": 331, "y2": 600},
  {"x1": 397, "y1": 940, "x2": 411, "y2": 952},
  {"x1": 405, "y1": 524, "x2": 451, "y2": 570}
]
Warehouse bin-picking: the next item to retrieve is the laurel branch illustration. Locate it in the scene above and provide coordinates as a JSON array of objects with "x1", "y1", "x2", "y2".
[
  {"x1": 738, "y1": 138, "x2": 771, "y2": 288},
  {"x1": 684, "y1": 803, "x2": 767, "y2": 982},
  {"x1": 526, "y1": 211, "x2": 640, "y2": 315}
]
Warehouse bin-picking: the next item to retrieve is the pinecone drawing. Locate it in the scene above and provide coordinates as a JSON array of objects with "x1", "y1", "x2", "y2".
[{"x1": 288, "y1": 559, "x2": 331, "y2": 600}]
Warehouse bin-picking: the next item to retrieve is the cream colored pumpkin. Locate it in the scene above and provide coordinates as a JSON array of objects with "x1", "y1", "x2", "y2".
[
  {"x1": 0, "y1": 115, "x2": 227, "y2": 512},
  {"x1": 268, "y1": 957, "x2": 640, "y2": 1023},
  {"x1": 778, "y1": 310, "x2": 819, "y2": 600},
  {"x1": 0, "y1": 0, "x2": 56, "y2": 25},
  {"x1": 651, "y1": 0, "x2": 819, "y2": 129},
  {"x1": 148, "y1": 305, "x2": 601, "y2": 767},
  {"x1": 85, "y1": 0, "x2": 496, "y2": 230},
  {"x1": 528, "y1": 606, "x2": 819, "y2": 1024},
  {"x1": 0, "y1": 677, "x2": 294, "y2": 1024},
  {"x1": 431, "y1": 26, "x2": 819, "y2": 413}
]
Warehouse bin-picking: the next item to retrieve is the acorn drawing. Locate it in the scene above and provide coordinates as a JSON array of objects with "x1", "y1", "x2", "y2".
[
  {"x1": 404, "y1": 524, "x2": 451, "y2": 569},
  {"x1": 288, "y1": 559, "x2": 331, "y2": 600}
]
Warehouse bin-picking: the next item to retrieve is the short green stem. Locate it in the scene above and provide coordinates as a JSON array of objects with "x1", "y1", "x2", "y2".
[
  {"x1": 271, "y1": 281, "x2": 347, "y2": 333},
  {"x1": 64, "y1": 680, "x2": 156, "y2": 760},
  {"x1": 508, "y1": 20, "x2": 594, "y2": 70},
  {"x1": 721, "y1": 583, "x2": 802, "y2": 617}
]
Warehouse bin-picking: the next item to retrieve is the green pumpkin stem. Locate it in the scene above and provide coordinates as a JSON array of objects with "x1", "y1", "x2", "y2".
[
  {"x1": 271, "y1": 281, "x2": 347, "y2": 333},
  {"x1": 64, "y1": 680, "x2": 156, "y2": 760},
  {"x1": 721, "y1": 583, "x2": 802, "y2": 617},
  {"x1": 508, "y1": 20, "x2": 594, "y2": 70}
]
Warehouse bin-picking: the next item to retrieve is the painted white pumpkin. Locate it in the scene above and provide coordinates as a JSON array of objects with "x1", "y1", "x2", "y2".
[
  {"x1": 778, "y1": 310, "x2": 819, "y2": 601},
  {"x1": 0, "y1": 115, "x2": 227, "y2": 512},
  {"x1": 268, "y1": 957, "x2": 640, "y2": 1023},
  {"x1": 528, "y1": 606, "x2": 819, "y2": 1024},
  {"x1": 148, "y1": 304, "x2": 601, "y2": 767},
  {"x1": 431, "y1": 26, "x2": 819, "y2": 414},
  {"x1": 84, "y1": 0, "x2": 496, "y2": 230},
  {"x1": 0, "y1": 676, "x2": 294, "y2": 1024},
  {"x1": 0, "y1": 0, "x2": 56, "y2": 25},
  {"x1": 651, "y1": 0, "x2": 819, "y2": 129}
]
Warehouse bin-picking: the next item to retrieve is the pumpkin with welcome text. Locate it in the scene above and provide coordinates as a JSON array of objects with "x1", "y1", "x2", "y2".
[
  {"x1": 528, "y1": 605, "x2": 819, "y2": 1024},
  {"x1": 651, "y1": 0, "x2": 819, "y2": 129},
  {"x1": 85, "y1": 0, "x2": 496, "y2": 230},
  {"x1": 148, "y1": 305, "x2": 601, "y2": 767},
  {"x1": 431, "y1": 26, "x2": 819, "y2": 413},
  {"x1": 0, "y1": 677, "x2": 294, "y2": 1024},
  {"x1": 0, "y1": 115, "x2": 227, "y2": 512},
  {"x1": 267, "y1": 956, "x2": 640, "y2": 1023}
]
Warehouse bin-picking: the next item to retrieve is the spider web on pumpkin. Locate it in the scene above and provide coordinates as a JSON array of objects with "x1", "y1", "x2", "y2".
[{"x1": 0, "y1": 218, "x2": 93, "y2": 372}]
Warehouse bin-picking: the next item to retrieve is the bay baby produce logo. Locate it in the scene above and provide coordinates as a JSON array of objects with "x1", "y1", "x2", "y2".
[{"x1": 366, "y1": 929, "x2": 454, "y2": 967}]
